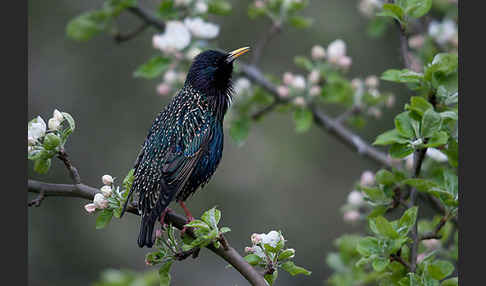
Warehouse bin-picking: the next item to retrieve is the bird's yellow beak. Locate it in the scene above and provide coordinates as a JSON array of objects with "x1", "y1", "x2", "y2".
[{"x1": 227, "y1": 46, "x2": 251, "y2": 62}]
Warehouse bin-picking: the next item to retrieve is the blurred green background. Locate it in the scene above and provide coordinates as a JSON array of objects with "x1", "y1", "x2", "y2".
[{"x1": 28, "y1": 0, "x2": 406, "y2": 285}]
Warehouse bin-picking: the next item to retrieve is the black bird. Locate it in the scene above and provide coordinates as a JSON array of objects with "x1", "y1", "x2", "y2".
[{"x1": 122, "y1": 47, "x2": 250, "y2": 248}]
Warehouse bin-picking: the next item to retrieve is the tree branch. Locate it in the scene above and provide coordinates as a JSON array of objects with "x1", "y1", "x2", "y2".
[
  {"x1": 27, "y1": 179, "x2": 267, "y2": 286},
  {"x1": 251, "y1": 21, "x2": 282, "y2": 66},
  {"x1": 127, "y1": 6, "x2": 165, "y2": 31}
]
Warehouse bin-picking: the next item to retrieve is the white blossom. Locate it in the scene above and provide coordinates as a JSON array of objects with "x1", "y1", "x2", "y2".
[
  {"x1": 343, "y1": 210, "x2": 360, "y2": 223},
  {"x1": 28, "y1": 116, "x2": 47, "y2": 142},
  {"x1": 84, "y1": 203, "x2": 97, "y2": 213},
  {"x1": 260, "y1": 230, "x2": 284, "y2": 248},
  {"x1": 293, "y1": 96, "x2": 306, "y2": 107},
  {"x1": 251, "y1": 233, "x2": 262, "y2": 244},
  {"x1": 157, "y1": 83, "x2": 171, "y2": 96},
  {"x1": 186, "y1": 47, "x2": 202, "y2": 60},
  {"x1": 327, "y1": 39, "x2": 347, "y2": 63},
  {"x1": 53, "y1": 109, "x2": 64, "y2": 121},
  {"x1": 164, "y1": 69, "x2": 178, "y2": 84},
  {"x1": 291, "y1": 75, "x2": 306, "y2": 90},
  {"x1": 311, "y1": 45, "x2": 326, "y2": 60},
  {"x1": 277, "y1": 86, "x2": 290, "y2": 98},
  {"x1": 308, "y1": 70, "x2": 320, "y2": 84},
  {"x1": 309, "y1": 85, "x2": 321, "y2": 97},
  {"x1": 100, "y1": 186, "x2": 113, "y2": 198},
  {"x1": 428, "y1": 19, "x2": 457, "y2": 45},
  {"x1": 358, "y1": 0, "x2": 382, "y2": 17},
  {"x1": 93, "y1": 193, "x2": 108, "y2": 209},
  {"x1": 347, "y1": 190, "x2": 364, "y2": 206},
  {"x1": 48, "y1": 118, "x2": 61, "y2": 131},
  {"x1": 195, "y1": 1, "x2": 208, "y2": 13},
  {"x1": 102, "y1": 174, "x2": 114, "y2": 185},
  {"x1": 233, "y1": 77, "x2": 251, "y2": 95},
  {"x1": 153, "y1": 21, "x2": 191, "y2": 52},
  {"x1": 184, "y1": 18, "x2": 220, "y2": 39},
  {"x1": 426, "y1": 148, "x2": 448, "y2": 162},
  {"x1": 365, "y1": 75, "x2": 379, "y2": 89},
  {"x1": 360, "y1": 170, "x2": 375, "y2": 186}
]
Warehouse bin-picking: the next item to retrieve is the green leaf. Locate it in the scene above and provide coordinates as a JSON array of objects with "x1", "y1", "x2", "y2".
[
  {"x1": 159, "y1": 260, "x2": 174, "y2": 286},
  {"x1": 443, "y1": 139, "x2": 458, "y2": 167},
  {"x1": 104, "y1": 0, "x2": 137, "y2": 17},
  {"x1": 425, "y1": 53, "x2": 458, "y2": 80},
  {"x1": 441, "y1": 277, "x2": 458, "y2": 286},
  {"x1": 201, "y1": 207, "x2": 221, "y2": 228},
  {"x1": 374, "y1": 216, "x2": 399, "y2": 239},
  {"x1": 289, "y1": 16, "x2": 313, "y2": 29},
  {"x1": 293, "y1": 108, "x2": 313, "y2": 133},
  {"x1": 185, "y1": 219, "x2": 210, "y2": 230},
  {"x1": 398, "y1": 273, "x2": 421, "y2": 286},
  {"x1": 96, "y1": 209, "x2": 113, "y2": 229},
  {"x1": 243, "y1": 254, "x2": 263, "y2": 266},
  {"x1": 362, "y1": 187, "x2": 387, "y2": 202},
  {"x1": 280, "y1": 261, "x2": 312, "y2": 276},
  {"x1": 404, "y1": 0, "x2": 432, "y2": 18},
  {"x1": 229, "y1": 117, "x2": 251, "y2": 145},
  {"x1": 219, "y1": 227, "x2": 231, "y2": 233},
  {"x1": 377, "y1": 4, "x2": 405, "y2": 22},
  {"x1": 372, "y1": 257, "x2": 389, "y2": 272},
  {"x1": 427, "y1": 260, "x2": 454, "y2": 280},
  {"x1": 407, "y1": 96, "x2": 434, "y2": 117},
  {"x1": 278, "y1": 249, "x2": 295, "y2": 261},
  {"x1": 402, "y1": 178, "x2": 441, "y2": 192},
  {"x1": 208, "y1": 0, "x2": 232, "y2": 15},
  {"x1": 381, "y1": 69, "x2": 423, "y2": 83},
  {"x1": 398, "y1": 206, "x2": 418, "y2": 235},
  {"x1": 357, "y1": 237, "x2": 380, "y2": 256},
  {"x1": 133, "y1": 56, "x2": 171, "y2": 79},
  {"x1": 373, "y1": 129, "x2": 409, "y2": 145},
  {"x1": 34, "y1": 158, "x2": 51, "y2": 174},
  {"x1": 66, "y1": 10, "x2": 112, "y2": 41},
  {"x1": 421, "y1": 109, "x2": 442, "y2": 138},
  {"x1": 425, "y1": 131, "x2": 448, "y2": 147},
  {"x1": 264, "y1": 270, "x2": 278, "y2": 285},
  {"x1": 395, "y1": 112, "x2": 417, "y2": 138},
  {"x1": 294, "y1": 56, "x2": 313, "y2": 70},
  {"x1": 390, "y1": 143, "x2": 414, "y2": 158},
  {"x1": 439, "y1": 111, "x2": 458, "y2": 122},
  {"x1": 375, "y1": 169, "x2": 396, "y2": 186}
]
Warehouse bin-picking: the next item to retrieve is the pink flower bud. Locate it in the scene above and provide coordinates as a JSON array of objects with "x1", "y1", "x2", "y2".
[
  {"x1": 347, "y1": 190, "x2": 364, "y2": 206},
  {"x1": 100, "y1": 185, "x2": 113, "y2": 198},
  {"x1": 245, "y1": 246, "x2": 254, "y2": 253},
  {"x1": 251, "y1": 233, "x2": 262, "y2": 244},
  {"x1": 311, "y1": 45, "x2": 326, "y2": 60},
  {"x1": 365, "y1": 75, "x2": 379, "y2": 89},
  {"x1": 283, "y1": 72, "x2": 294, "y2": 86},
  {"x1": 101, "y1": 174, "x2": 114, "y2": 185},
  {"x1": 360, "y1": 170, "x2": 375, "y2": 186},
  {"x1": 157, "y1": 83, "x2": 171, "y2": 96},
  {"x1": 93, "y1": 193, "x2": 108, "y2": 209},
  {"x1": 408, "y1": 35, "x2": 425, "y2": 49},
  {"x1": 309, "y1": 85, "x2": 321, "y2": 97},
  {"x1": 156, "y1": 229, "x2": 163, "y2": 239},
  {"x1": 343, "y1": 210, "x2": 360, "y2": 223},
  {"x1": 422, "y1": 239, "x2": 441, "y2": 250},
  {"x1": 308, "y1": 70, "x2": 320, "y2": 84},
  {"x1": 277, "y1": 85, "x2": 290, "y2": 98},
  {"x1": 337, "y1": 56, "x2": 352, "y2": 70},
  {"x1": 84, "y1": 203, "x2": 97, "y2": 213},
  {"x1": 293, "y1": 96, "x2": 306, "y2": 107}
]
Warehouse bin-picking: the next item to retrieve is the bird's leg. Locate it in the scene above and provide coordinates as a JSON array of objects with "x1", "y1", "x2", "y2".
[
  {"x1": 159, "y1": 207, "x2": 173, "y2": 230},
  {"x1": 179, "y1": 201, "x2": 194, "y2": 237}
]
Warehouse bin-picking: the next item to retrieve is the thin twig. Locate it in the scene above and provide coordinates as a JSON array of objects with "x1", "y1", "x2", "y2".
[
  {"x1": 390, "y1": 252, "x2": 411, "y2": 271},
  {"x1": 127, "y1": 6, "x2": 165, "y2": 31},
  {"x1": 251, "y1": 21, "x2": 282, "y2": 66},
  {"x1": 114, "y1": 23, "x2": 149, "y2": 43},
  {"x1": 28, "y1": 191, "x2": 45, "y2": 207},
  {"x1": 57, "y1": 148, "x2": 81, "y2": 184}
]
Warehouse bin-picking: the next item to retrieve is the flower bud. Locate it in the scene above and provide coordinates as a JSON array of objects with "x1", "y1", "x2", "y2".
[
  {"x1": 386, "y1": 95, "x2": 396, "y2": 108},
  {"x1": 195, "y1": 1, "x2": 208, "y2": 13},
  {"x1": 327, "y1": 39, "x2": 346, "y2": 62},
  {"x1": 53, "y1": 109, "x2": 64, "y2": 122},
  {"x1": 157, "y1": 83, "x2": 171, "y2": 96},
  {"x1": 84, "y1": 203, "x2": 97, "y2": 213},
  {"x1": 365, "y1": 75, "x2": 379, "y2": 89},
  {"x1": 347, "y1": 190, "x2": 364, "y2": 206},
  {"x1": 43, "y1": 133, "x2": 61, "y2": 150},
  {"x1": 343, "y1": 210, "x2": 360, "y2": 223},
  {"x1": 408, "y1": 35, "x2": 425, "y2": 49},
  {"x1": 422, "y1": 239, "x2": 441, "y2": 250},
  {"x1": 100, "y1": 185, "x2": 113, "y2": 198},
  {"x1": 309, "y1": 85, "x2": 321, "y2": 97},
  {"x1": 245, "y1": 246, "x2": 254, "y2": 253},
  {"x1": 102, "y1": 174, "x2": 114, "y2": 185},
  {"x1": 337, "y1": 56, "x2": 352, "y2": 70},
  {"x1": 251, "y1": 233, "x2": 262, "y2": 244},
  {"x1": 308, "y1": 70, "x2": 320, "y2": 84},
  {"x1": 360, "y1": 170, "x2": 375, "y2": 186},
  {"x1": 291, "y1": 75, "x2": 306, "y2": 90},
  {"x1": 164, "y1": 69, "x2": 178, "y2": 84},
  {"x1": 283, "y1": 72, "x2": 294, "y2": 86},
  {"x1": 277, "y1": 86, "x2": 290, "y2": 98},
  {"x1": 48, "y1": 118, "x2": 61, "y2": 131},
  {"x1": 351, "y1": 78, "x2": 363, "y2": 90},
  {"x1": 293, "y1": 96, "x2": 306, "y2": 107},
  {"x1": 311, "y1": 45, "x2": 326, "y2": 60},
  {"x1": 93, "y1": 193, "x2": 108, "y2": 209}
]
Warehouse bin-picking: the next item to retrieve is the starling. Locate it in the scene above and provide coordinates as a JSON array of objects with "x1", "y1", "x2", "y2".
[{"x1": 122, "y1": 47, "x2": 250, "y2": 248}]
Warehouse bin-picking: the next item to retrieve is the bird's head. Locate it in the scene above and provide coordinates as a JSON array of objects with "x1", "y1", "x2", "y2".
[{"x1": 185, "y1": 47, "x2": 250, "y2": 97}]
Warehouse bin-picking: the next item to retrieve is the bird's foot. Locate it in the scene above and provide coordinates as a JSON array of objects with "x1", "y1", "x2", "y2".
[{"x1": 159, "y1": 208, "x2": 173, "y2": 230}]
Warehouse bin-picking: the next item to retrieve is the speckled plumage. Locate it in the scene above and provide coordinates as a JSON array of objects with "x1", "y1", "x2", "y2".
[{"x1": 122, "y1": 49, "x2": 245, "y2": 248}]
